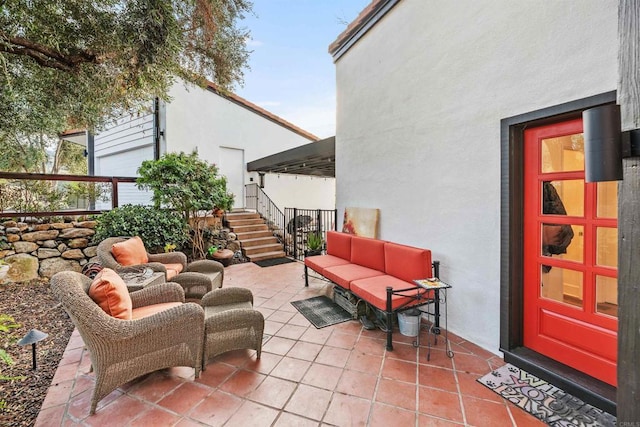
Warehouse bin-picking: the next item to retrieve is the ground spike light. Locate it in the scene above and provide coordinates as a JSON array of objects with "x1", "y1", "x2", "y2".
[{"x1": 17, "y1": 329, "x2": 48, "y2": 370}]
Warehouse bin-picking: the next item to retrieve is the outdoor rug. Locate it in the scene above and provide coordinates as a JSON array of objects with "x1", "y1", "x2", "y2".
[
  {"x1": 477, "y1": 364, "x2": 616, "y2": 427},
  {"x1": 254, "y1": 257, "x2": 295, "y2": 268},
  {"x1": 290, "y1": 295, "x2": 352, "y2": 329}
]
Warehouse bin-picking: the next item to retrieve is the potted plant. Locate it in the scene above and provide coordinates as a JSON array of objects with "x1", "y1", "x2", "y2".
[
  {"x1": 305, "y1": 232, "x2": 324, "y2": 257},
  {"x1": 207, "y1": 245, "x2": 218, "y2": 259}
]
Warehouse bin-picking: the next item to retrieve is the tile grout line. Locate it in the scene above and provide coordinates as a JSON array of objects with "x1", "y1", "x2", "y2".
[{"x1": 450, "y1": 348, "x2": 470, "y2": 426}]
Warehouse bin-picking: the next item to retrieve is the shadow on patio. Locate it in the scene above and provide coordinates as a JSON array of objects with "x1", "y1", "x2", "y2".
[{"x1": 36, "y1": 261, "x2": 544, "y2": 426}]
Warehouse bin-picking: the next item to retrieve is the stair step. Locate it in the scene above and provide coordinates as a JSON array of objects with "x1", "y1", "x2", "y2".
[
  {"x1": 235, "y1": 230, "x2": 274, "y2": 240},
  {"x1": 226, "y1": 218, "x2": 266, "y2": 227},
  {"x1": 243, "y1": 243, "x2": 285, "y2": 256},
  {"x1": 231, "y1": 224, "x2": 269, "y2": 233},
  {"x1": 225, "y1": 212, "x2": 261, "y2": 220},
  {"x1": 248, "y1": 250, "x2": 287, "y2": 262},
  {"x1": 240, "y1": 237, "x2": 279, "y2": 247}
]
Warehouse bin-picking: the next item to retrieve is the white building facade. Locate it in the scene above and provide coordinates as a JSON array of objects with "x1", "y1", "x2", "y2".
[
  {"x1": 93, "y1": 82, "x2": 336, "y2": 211},
  {"x1": 332, "y1": 0, "x2": 618, "y2": 409}
]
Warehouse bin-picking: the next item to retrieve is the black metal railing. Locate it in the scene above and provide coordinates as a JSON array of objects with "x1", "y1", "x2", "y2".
[
  {"x1": 245, "y1": 182, "x2": 286, "y2": 240},
  {"x1": 244, "y1": 183, "x2": 337, "y2": 261},
  {"x1": 284, "y1": 207, "x2": 337, "y2": 260}
]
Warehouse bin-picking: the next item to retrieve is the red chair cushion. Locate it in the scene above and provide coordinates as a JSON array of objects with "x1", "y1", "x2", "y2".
[
  {"x1": 111, "y1": 236, "x2": 149, "y2": 266},
  {"x1": 384, "y1": 242, "x2": 432, "y2": 283},
  {"x1": 326, "y1": 231, "x2": 352, "y2": 260},
  {"x1": 163, "y1": 263, "x2": 184, "y2": 280},
  {"x1": 89, "y1": 268, "x2": 133, "y2": 320},
  {"x1": 131, "y1": 302, "x2": 182, "y2": 320}
]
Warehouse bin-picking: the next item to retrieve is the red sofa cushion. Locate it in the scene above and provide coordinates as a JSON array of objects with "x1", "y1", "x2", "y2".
[
  {"x1": 350, "y1": 236, "x2": 385, "y2": 271},
  {"x1": 305, "y1": 255, "x2": 351, "y2": 275},
  {"x1": 326, "y1": 231, "x2": 352, "y2": 260},
  {"x1": 384, "y1": 242, "x2": 432, "y2": 283},
  {"x1": 323, "y1": 263, "x2": 385, "y2": 290},
  {"x1": 351, "y1": 275, "x2": 430, "y2": 311}
]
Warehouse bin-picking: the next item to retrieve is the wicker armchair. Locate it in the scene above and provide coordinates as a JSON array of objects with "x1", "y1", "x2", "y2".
[
  {"x1": 201, "y1": 287, "x2": 264, "y2": 369},
  {"x1": 97, "y1": 237, "x2": 225, "y2": 298},
  {"x1": 97, "y1": 236, "x2": 189, "y2": 277},
  {"x1": 50, "y1": 271, "x2": 204, "y2": 414}
]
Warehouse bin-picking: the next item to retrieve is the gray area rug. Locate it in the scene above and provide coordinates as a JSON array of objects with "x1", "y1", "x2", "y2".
[
  {"x1": 477, "y1": 364, "x2": 615, "y2": 426},
  {"x1": 290, "y1": 295, "x2": 352, "y2": 329}
]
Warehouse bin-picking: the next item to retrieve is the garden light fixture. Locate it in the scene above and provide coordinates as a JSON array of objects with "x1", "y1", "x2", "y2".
[{"x1": 18, "y1": 329, "x2": 48, "y2": 370}]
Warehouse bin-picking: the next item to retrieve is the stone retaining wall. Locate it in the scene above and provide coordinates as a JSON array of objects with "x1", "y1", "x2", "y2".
[{"x1": 0, "y1": 220, "x2": 98, "y2": 283}]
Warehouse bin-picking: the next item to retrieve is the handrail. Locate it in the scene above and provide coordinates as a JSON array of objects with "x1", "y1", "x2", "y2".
[
  {"x1": 0, "y1": 171, "x2": 138, "y2": 218},
  {"x1": 245, "y1": 183, "x2": 286, "y2": 245}
]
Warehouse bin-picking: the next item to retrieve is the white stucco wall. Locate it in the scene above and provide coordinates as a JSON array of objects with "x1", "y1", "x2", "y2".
[
  {"x1": 260, "y1": 173, "x2": 336, "y2": 211},
  {"x1": 335, "y1": 0, "x2": 618, "y2": 353},
  {"x1": 93, "y1": 83, "x2": 335, "y2": 212},
  {"x1": 164, "y1": 83, "x2": 335, "y2": 210}
]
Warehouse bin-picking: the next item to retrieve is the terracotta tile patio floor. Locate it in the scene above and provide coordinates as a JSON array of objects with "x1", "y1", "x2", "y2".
[{"x1": 35, "y1": 261, "x2": 545, "y2": 426}]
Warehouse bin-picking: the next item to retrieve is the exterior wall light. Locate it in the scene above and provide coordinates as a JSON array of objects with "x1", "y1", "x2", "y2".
[{"x1": 583, "y1": 103, "x2": 640, "y2": 182}]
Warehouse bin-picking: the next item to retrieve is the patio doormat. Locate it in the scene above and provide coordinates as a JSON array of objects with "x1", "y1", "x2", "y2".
[
  {"x1": 253, "y1": 257, "x2": 295, "y2": 268},
  {"x1": 291, "y1": 295, "x2": 352, "y2": 329},
  {"x1": 477, "y1": 364, "x2": 616, "y2": 427}
]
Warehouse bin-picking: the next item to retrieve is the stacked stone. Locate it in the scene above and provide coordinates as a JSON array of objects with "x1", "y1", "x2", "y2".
[{"x1": 0, "y1": 220, "x2": 98, "y2": 283}]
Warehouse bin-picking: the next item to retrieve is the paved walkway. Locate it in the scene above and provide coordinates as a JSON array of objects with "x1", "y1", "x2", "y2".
[{"x1": 35, "y1": 261, "x2": 544, "y2": 426}]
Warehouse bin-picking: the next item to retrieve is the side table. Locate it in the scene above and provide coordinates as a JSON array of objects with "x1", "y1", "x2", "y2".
[
  {"x1": 121, "y1": 271, "x2": 165, "y2": 292},
  {"x1": 413, "y1": 278, "x2": 454, "y2": 361}
]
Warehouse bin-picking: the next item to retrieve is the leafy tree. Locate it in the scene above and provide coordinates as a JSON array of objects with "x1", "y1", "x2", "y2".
[
  {"x1": 1, "y1": 0, "x2": 250, "y2": 214},
  {"x1": 0, "y1": 0, "x2": 252, "y2": 136},
  {"x1": 136, "y1": 152, "x2": 234, "y2": 259}
]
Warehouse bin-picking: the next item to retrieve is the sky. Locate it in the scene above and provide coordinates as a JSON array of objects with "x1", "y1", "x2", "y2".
[{"x1": 233, "y1": 0, "x2": 372, "y2": 139}]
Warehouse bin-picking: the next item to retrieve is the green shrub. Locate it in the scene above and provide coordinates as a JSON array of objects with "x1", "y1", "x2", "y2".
[
  {"x1": 93, "y1": 204, "x2": 189, "y2": 253},
  {"x1": 136, "y1": 151, "x2": 234, "y2": 259}
]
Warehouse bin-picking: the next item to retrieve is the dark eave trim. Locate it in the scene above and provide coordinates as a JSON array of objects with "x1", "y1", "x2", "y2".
[
  {"x1": 330, "y1": 0, "x2": 401, "y2": 62},
  {"x1": 247, "y1": 137, "x2": 335, "y2": 177}
]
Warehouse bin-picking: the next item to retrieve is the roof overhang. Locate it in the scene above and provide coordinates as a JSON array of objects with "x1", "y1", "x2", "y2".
[
  {"x1": 247, "y1": 137, "x2": 335, "y2": 177},
  {"x1": 59, "y1": 129, "x2": 88, "y2": 147}
]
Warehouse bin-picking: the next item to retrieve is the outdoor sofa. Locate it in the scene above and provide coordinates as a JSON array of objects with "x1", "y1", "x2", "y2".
[{"x1": 304, "y1": 231, "x2": 439, "y2": 349}]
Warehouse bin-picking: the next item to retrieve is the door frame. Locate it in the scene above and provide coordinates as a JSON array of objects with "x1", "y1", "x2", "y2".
[{"x1": 499, "y1": 91, "x2": 617, "y2": 414}]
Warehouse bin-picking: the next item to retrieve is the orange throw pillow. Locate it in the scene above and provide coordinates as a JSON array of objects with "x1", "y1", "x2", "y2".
[
  {"x1": 111, "y1": 236, "x2": 149, "y2": 266},
  {"x1": 89, "y1": 268, "x2": 133, "y2": 320}
]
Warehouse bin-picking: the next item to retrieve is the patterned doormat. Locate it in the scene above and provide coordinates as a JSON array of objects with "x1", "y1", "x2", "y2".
[
  {"x1": 477, "y1": 364, "x2": 616, "y2": 427},
  {"x1": 291, "y1": 295, "x2": 352, "y2": 329}
]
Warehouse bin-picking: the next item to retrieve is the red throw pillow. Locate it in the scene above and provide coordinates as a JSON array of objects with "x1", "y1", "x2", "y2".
[
  {"x1": 111, "y1": 236, "x2": 149, "y2": 266},
  {"x1": 89, "y1": 268, "x2": 133, "y2": 320}
]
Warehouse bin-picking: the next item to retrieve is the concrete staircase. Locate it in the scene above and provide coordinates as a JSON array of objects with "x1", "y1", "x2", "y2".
[{"x1": 224, "y1": 211, "x2": 286, "y2": 262}]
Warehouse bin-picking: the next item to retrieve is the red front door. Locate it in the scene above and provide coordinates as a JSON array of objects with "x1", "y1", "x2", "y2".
[{"x1": 523, "y1": 119, "x2": 618, "y2": 386}]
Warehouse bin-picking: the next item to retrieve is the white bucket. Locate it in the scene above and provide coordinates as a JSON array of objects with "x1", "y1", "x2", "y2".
[{"x1": 398, "y1": 309, "x2": 421, "y2": 336}]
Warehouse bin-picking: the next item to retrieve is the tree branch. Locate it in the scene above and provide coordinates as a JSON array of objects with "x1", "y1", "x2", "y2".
[{"x1": 0, "y1": 33, "x2": 100, "y2": 72}]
